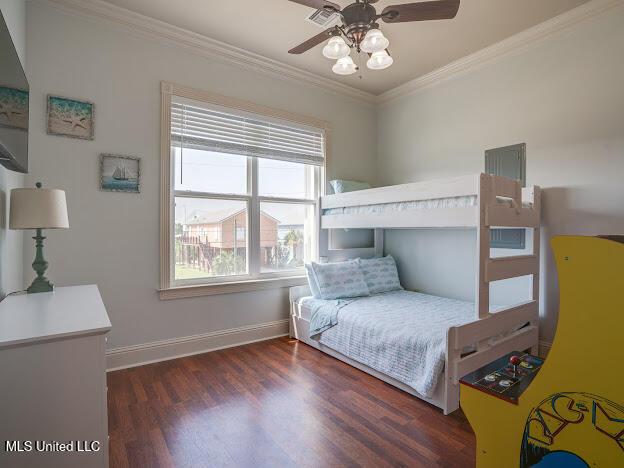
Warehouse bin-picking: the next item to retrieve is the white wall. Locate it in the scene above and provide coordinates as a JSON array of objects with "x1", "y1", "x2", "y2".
[
  {"x1": 0, "y1": 0, "x2": 25, "y2": 298},
  {"x1": 24, "y1": 2, "x2": 377, "y2": 350},
  {"x1": 378, "y1": 4, "x2": 624, "y2": 342}
]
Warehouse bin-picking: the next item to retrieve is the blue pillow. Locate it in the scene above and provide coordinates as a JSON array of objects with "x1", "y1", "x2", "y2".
[
  {"x1": 329, "y1": 179, "x2": 371, "y2": 194},
  {"x1": 305, "y1": 264, "x2": 322, "y2": 299},
  {"x1": 310, "y1": 260, "x2": 370, "y2": 300},
  {"x1": 357, "y1": 256, "x2": 403, "y2": 294}
]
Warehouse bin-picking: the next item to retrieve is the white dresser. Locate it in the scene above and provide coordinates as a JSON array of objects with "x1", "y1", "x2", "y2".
[{"x1": 0, "y1": 285, "x2": 111, "y2": 468}]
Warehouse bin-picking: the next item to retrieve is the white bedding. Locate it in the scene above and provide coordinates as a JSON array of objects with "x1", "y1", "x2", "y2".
[
  {"x1": 323, "y1": 194, "x2": 531, "y2": 216},
  {"x1": 300, "y1": 290, "x2": 476, "y2": 398}
]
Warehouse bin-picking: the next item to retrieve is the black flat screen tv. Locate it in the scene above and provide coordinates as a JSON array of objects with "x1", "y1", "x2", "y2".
[{"x1": 0, "y1": 10, "x2": 28, "y2": 173}]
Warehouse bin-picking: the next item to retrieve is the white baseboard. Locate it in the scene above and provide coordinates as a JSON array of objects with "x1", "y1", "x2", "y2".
[
  {"x1": 539, "y1": 340, "x2": 553, "y2": 358},
  {"x1": 106, "y1": 319, "x2": 289, "y2": 371},
  {"x1": 106, "y1": 321, "x2": 554, "y2": 371}
]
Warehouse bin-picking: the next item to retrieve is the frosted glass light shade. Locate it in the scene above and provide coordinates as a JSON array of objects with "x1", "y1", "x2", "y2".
[
  {"x1": 9, "y1": 186, "x2": 69, "y2": 229},
  {"x1": 367, "y1": 50, "x2": 393, "y2": 70},
  {"x1": 360, "y1": 29, "x2": 389, "y2": 54},
  {"x1": 332, "y1": 56, "x2": 357, "y2": 75},
  {"x1": 322, "y1": 36, "x2": 350, "y2": 60}
]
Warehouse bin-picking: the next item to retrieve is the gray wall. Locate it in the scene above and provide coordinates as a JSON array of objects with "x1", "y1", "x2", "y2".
[
  {"x1": 0, "y1": 0, "x2": 25, "y2": 298},
  {"x1": 378, "y1": 4, "x2": 624, "y2": 343},
  {"x1": 24, "y1": 2, "x2": 378, "y2": 349}
]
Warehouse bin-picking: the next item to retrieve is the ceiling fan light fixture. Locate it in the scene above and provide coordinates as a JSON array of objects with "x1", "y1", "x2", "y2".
[
  {"x1": 367, "y1": 49, "x2": 393, "y2": 70},
  {"x1": 360, "y1": 29, "x2": 389, "y2": 54},
  {"x1": 322, "y1": 36, "x2": 350, "y2": 60},
  {"x1": 332, "y1": 55, "x2": 357, "y2": 75}
]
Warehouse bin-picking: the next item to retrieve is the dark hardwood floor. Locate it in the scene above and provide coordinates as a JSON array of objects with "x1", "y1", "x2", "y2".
[{"x1": 107, "y1": 337, "x2": 475, "y2": 467}]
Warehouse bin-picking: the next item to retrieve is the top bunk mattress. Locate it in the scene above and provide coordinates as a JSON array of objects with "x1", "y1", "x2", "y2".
[{"x1": 323, "y1": 194, "x2": 531, "y2": 216}]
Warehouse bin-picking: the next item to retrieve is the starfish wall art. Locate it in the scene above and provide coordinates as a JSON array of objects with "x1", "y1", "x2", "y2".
[
  {"x1": 0, "y1": 86, "x2": 29, "y2": 131},
  {"x1": 47, "y1": 95, "x2": 94, "y2": 140}
]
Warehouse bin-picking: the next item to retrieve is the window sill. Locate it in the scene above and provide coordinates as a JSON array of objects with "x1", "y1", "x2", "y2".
[{"x1": 158, "y1": 275, "x2": 307, "y2": 300}]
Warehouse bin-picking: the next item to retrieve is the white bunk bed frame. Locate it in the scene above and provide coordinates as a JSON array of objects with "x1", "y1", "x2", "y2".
[{"x1": 290, "y1": 173, "x2": 541, "y2": 414}]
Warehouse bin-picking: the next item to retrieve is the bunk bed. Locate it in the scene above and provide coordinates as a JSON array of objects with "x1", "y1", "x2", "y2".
[{"x1": 290, "y1": 173, "x2": 541, "y2": 415}]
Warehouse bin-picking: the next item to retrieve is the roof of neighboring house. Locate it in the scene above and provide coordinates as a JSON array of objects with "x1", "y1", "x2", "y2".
[
  {"x1": 277, "y1": 209, "x2": 306, "y2": 228},
  {"x1": 184, "y1": 208, "x2": 279, "y2": 225}
]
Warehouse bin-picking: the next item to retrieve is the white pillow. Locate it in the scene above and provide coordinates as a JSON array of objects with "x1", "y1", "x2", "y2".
[
  {"x1": 329, "y1": 179, "x2": 371, "y2": 194},
  {"x1": 357, "y1": 256, "x2": 403, "y2": 294},
  {"x1": 305, "y1": 264, "x2": 322, "y2": 299},
  {"x1": 310, "y1": 260, "x2": 370, "y2": 300}
]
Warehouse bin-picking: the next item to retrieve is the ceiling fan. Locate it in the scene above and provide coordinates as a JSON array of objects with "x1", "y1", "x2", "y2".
[{"x1": 288, "y1": 0, "x2": 460, "y2": 75}]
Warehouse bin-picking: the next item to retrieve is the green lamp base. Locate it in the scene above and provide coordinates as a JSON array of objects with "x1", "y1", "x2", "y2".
[
  {"x1": 27, "y1": 228, "x2": 54, "y2": 294},
  {"x1": 27, "y1": 277, "x2": 54, "y2": 294}
]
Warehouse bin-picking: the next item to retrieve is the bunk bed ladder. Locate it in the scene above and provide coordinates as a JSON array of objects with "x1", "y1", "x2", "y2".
[
  {"x1": 475, "y1": 174, "x2": 491, "y2": 321},
  {"x1": 528, "y1": 185, "x2": 541, "y2": 356},
  {"x1": 475, "y1": 175, "x2": 541, "y2": 352}
]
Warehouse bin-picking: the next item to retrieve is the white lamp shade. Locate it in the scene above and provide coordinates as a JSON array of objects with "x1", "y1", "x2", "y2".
[
  {"x1": 9, "y1": 186, "x2": 69, "y2": 229},
  {"x1": 322, "y1": 36, "x2": 350, "y2": 60},
  {"x1": 332, "y1": 56, "x2": 357, "y2": 75},
  {"x1": 360, "y1": 29, "x2": 389, "y2": 54},
  {"x1": 367, "y1": 50, "x2": 394, "y2": 70}
]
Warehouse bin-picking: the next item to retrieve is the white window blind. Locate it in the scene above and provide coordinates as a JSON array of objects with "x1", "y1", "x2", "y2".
[{"x1": 171, "y1": 98, "x2": 325, "y2": 166}]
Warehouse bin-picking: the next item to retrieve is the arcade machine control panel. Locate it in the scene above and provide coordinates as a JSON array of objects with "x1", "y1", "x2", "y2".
[{"x1": 460, "y1": 351, "x2": 544, "y2": 404}]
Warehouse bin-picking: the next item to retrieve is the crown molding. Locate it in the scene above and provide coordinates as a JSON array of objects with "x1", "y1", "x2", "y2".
[
  {"x1": 378, "y1": 0, "x2": 623, "y2": 105},
  {"x1": 44, "y1": 0, "x2": 377, "y2": 105}
]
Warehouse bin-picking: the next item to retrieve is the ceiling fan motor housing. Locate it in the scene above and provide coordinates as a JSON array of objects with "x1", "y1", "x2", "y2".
[{"x1": 342, "y1": 2, "x2": 378, "y2": 46}]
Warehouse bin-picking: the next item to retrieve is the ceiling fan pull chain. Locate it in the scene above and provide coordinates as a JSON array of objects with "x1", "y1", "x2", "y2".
[{"x1": 358, "y1": 52, "x2": 363, "y2": 80}]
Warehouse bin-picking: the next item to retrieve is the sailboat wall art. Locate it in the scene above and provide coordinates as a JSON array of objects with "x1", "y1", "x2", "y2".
[
  {"x1": 100, "y1": 153, "x2": 140, "y2": 193},
  {"x1": 47, "y1": 95, "x2": 94, "y2": 140}
]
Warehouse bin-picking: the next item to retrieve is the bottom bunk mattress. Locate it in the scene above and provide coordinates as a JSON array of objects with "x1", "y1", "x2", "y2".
[{"x1": 299, "y1": 290, "x2": 476, "y2": 398}]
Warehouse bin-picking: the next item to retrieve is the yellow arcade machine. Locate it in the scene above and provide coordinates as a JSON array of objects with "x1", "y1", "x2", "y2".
[{"x1": 460, "y1": 236, "x2": 624, "y2": 467}]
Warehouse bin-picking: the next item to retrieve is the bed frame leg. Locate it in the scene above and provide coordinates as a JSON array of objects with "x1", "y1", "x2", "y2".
[
  {"x1": 445, "y1": 327, "x2": 461, "y2": 415},
  {"x1": 444, "y1": 381, "x2": 460, "y2": 415},
  {"x1": 289, "y1": 304, "x2": 297, "y2": 339}
]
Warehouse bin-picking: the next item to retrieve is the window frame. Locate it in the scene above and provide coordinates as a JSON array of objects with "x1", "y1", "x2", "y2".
[{"x1": 159, "y1": 82, "x2": 328, "y2": 299}]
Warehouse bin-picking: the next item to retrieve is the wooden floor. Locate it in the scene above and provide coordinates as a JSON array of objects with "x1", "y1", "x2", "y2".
[{"x1": 107, "y1": 337, "x2": 475, "y2": 467}]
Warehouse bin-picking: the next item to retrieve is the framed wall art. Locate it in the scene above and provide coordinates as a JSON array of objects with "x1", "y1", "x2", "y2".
[
  {"x1": 47, "y1": 94, "x2": 94, "y2": 140},
  {"x1": 100, "y1": 153, "x2": 140, "y2": 193}
]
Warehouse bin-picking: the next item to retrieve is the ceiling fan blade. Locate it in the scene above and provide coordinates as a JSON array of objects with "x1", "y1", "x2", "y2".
[
  {"x1": 381, "y1": 0, "x2": 460, "y2": 23},
  {"x1": 288, "y1": 28, "x2": 337, "y2": 54},
  {"x1": 288, "y1": 0, "x2": 341, "y2": 11}
]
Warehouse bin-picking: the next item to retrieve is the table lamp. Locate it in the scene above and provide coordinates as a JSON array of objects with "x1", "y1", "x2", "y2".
[{"x1": 9, "y1": 182, "x2": 69, "y2": 293}]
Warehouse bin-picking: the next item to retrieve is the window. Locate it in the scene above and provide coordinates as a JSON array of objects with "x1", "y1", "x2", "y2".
[
  {"x1": 160, "y1": 83, "x2": 326, "y2": 295},
  {"x1": 486, "y1": 143, "x2": 526, "y2": 249},
  {"x1": 236, "y1": 226, "x2": 245, "y2": 242}
]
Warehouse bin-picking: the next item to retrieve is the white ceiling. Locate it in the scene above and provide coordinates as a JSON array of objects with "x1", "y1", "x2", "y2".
[{"x1": 102, "y1": 0, "x2": 590, "y2": 95}]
